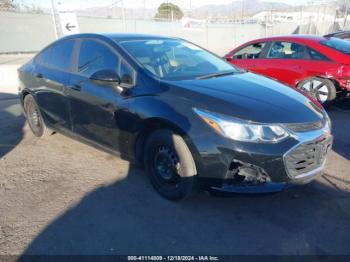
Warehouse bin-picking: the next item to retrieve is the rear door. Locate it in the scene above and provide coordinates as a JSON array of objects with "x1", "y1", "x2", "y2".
[
  {"x1": 34, "y1": 39, "x2": 76, "y2": 130},
  {"x1": 68, "y1": 38, "x2": 135, "y2": 151},
  {"x1": 258, "y1": 41, "x2": 310, "y2": 86}
]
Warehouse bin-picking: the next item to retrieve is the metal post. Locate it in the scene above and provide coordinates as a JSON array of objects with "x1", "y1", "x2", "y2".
[
  {"x1": 205, "y1": 21, "x2": 208, "y2": 49},
  {"x1": 143, "y1": 0, "x2": 146, "y2": 20},
  {"x1": 344, "y1": 0, "x2": 349, "y2": 29},
  {"x1": 121, "y1": 0, "x2": 126, "y2": 32},
  {"x1": 50, "y1": 0, "x2": 58, "y2": 39},
  {"x1": 299, "y1": 5, "x2": 303, "y2": 33},
  {"x1": 241, "y1": 0, "x2": 244, "y2": 22}
]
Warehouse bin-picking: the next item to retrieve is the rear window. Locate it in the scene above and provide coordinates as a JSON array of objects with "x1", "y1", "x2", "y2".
[{"x1": 320, "y1": 37, "x2": 350, "y2": 55}]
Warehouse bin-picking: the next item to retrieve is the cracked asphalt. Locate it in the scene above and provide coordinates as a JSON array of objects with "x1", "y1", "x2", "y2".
[{"x1": 0, "y1": 93, "x2": 349, "y2": 256}]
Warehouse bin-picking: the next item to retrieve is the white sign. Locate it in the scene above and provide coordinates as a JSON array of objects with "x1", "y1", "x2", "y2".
[{"x1": 58, "y1": 12, "x2": 79, "y2": 36}]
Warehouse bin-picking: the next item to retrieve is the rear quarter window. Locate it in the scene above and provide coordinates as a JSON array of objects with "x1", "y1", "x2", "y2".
[
  {"x1": 320, "y1": 37, "x2": 350, "y2": 55},
  {"x1": 307, "y1": 48, "x2": 331, "y2": 61},
  {"x1": 36, "y1": 40, "x2": 75, "y2": 71},
  {"x1": 50, "y1": 40, "x2": 75, "y2": 70}
]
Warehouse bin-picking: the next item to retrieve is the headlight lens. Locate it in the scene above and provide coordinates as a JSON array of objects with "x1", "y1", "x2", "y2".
[{"x1": 194, "y1": 108, "x2": 289, "y2": 143}]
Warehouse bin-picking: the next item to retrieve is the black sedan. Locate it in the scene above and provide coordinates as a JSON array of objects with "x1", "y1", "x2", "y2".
[{"x1": 18, "y1": 33, "x2": 332, "y2": 200}]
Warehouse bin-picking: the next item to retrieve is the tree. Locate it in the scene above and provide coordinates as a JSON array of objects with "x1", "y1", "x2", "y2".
[
  {"x1": 0, "y1": 0, "x2": 16, "y2": 10},
  {"x1": 155, "y1": 3, "x2": 184, "y2": 21}
]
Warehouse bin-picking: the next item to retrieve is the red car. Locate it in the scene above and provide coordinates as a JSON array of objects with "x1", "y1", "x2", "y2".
[{"x1": 224, "y1": 35, "x2": 350, "y2": 104}]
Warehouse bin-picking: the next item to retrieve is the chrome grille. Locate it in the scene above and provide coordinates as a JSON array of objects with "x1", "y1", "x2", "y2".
[{"x1": 284, "y1": 135, "x2": 332, "y2": 179}]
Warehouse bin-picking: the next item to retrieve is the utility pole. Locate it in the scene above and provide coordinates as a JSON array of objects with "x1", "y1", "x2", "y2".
[
  {"x1": 121, "y1": 0, "x2": 126, "y2": 31},
  {"x1": 111, "y1": 0, "x2": 126, "y2": 31},
  {"x1": 143, "y1": 0, "x2": 146, "y2": 20},
  {"x1": 241, "y1": 0, "x2": 244, "y2": 22},
  {"x1": 299, "y1": 5, "x2": 303, "y2": 33},
  {"x1": 344, "y1": 0, "x2": 349, "y2": 29},
  {"x1": 50, "y1": 0, "x2": 58, "y2": 39}
]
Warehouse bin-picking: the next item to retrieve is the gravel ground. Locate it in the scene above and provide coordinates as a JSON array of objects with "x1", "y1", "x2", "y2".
[{"x1": 0, "y1": 93, "x2": 349, "y2": 256}]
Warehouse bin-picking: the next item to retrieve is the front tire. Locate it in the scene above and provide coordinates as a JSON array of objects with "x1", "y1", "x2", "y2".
[
  {"x1": 144, "y1": 129, "x2": 198, "y2": 201},
  {"x1": 297, "y1": 77, "x2": 336, "y2": 105},
  {"x1": 23, "y1": 95, "x2": 51, "y2": 138}
]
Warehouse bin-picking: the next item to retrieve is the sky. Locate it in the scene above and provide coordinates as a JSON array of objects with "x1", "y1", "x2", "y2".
[{"x1": 19, "y1": 0, "x2": 322, "y2": 10}]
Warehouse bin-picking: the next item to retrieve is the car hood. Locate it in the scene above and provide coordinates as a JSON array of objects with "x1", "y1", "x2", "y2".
[{"x1": 164, "y1": 72, "x2": 324, "y2": 124}]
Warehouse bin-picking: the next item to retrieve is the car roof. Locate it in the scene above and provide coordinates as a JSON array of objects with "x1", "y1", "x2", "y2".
[
  {"x1": 247, "y1": 34, "x2": 327, "y2": 45},
  {"x1": 62, "y1": 33, "x2": 177, "y2": 42},
  {"x1": 324, "y1": 30, "x2": 350, "y2": 38}
]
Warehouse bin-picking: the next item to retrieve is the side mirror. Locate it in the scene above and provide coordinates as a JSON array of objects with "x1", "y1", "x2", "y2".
[
  {"x1": 90, "y1": 70, "x2": 121, "y2": 87},
  {"x1": 224, "y1": 54, "x2": 233, "y2": 62}
]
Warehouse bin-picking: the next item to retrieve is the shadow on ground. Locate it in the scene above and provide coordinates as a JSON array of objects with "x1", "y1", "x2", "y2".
[
  {"x1": 327, "y1": 97, "x2": 350, "y2": 160},
  {"x1": 20, "y1": 165, "x2": 350, "y2": 255},
  {"x1": 0, "y1": 94, "x2": 344, "y2": 256},
  {"x1": 0, "y1": 93, "x2": 24, "y2": 158}
]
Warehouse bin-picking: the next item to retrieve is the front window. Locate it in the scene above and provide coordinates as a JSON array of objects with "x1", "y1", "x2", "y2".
[
  {"x1": 119, "y1": 39, "x2": 238, "y2": 80},
  {"x1": 321, "y1": 37, "x2": 350, "y2": 55},
  {"x1": 78, "y1": 39, "x2": 119, "y2": 77},
  {"x1": 233, "y1": 42, "x2": 266, "y2": 59}
]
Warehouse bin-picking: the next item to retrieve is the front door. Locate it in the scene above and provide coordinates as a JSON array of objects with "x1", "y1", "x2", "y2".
[
  {"x1": 68, "y1": 38, "x2": 135, "y2": 151},
  {"x1": 229, "y1": 41, "x2": 270, "y2": 75}
]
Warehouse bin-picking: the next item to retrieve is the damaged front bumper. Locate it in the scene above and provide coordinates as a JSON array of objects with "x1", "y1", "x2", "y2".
[{"x1": 195, "y1": 123, "x2": 332, "y2": 194}]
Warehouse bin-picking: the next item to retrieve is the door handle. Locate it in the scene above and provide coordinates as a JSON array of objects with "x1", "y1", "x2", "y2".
[{"x1": 68, "y1": 84, "x2": 82, "y2": 91}]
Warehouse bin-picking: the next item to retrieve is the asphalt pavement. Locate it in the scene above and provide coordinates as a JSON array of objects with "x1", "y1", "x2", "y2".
[{"x1": 0, "y1": 93, "x2": 349, "y2": 256}]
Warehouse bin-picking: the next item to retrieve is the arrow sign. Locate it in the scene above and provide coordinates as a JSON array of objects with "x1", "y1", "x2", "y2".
[
  {"x1": 65, "y1": 23, "x2": 76, "y2": 31},
  {"x1": 58, "y1": 12, "x2": 79, "y2": 35}
]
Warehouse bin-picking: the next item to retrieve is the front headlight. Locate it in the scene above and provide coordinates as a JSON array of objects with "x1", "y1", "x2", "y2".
[{"x1": 194, "y1": 108, "x2": 289, "y2": 143}]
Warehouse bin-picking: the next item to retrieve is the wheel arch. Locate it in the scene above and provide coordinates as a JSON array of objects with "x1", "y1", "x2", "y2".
[
  {"x1": 20, "y1": 89, "x2": 33, "y2": 106},
  {"x1": 134, "y1": 117, "x2": 199, "y2": 171},
  {"x1": 295, "y1": 75, "x2": 340, "y2": 90}
]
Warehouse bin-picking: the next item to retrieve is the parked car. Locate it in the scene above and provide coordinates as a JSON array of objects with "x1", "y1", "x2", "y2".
[
  {"x1": 224, "y1": 35, "x2": 350, "y2": 104},
  {"x1": 324, "y1": 30, "x2": 350, "y2": 40},
  {"x1": 18, "y1": 33, "x2": 332, "y2": 200}
]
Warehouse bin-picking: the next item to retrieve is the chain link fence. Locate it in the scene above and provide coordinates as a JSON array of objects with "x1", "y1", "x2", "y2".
[{"x1": 0, "y1": 3, "x2": 341, "y2": 56}]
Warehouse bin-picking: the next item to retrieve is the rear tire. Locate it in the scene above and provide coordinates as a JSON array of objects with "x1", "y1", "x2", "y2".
[
  {"x1": 144, "y1": 129, "x2": 198, "y2": 201},
  {"x1": 23, "y1": 95, "x2": 52, "y2": 138},
  {"x1": 297, "y1": 77, "x2": 336, "y2": 105}
]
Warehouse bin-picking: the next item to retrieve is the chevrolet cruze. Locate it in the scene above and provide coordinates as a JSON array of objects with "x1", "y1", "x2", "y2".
[{"x1": 18, "y1": 33, "x2": 333, "y2": 200}]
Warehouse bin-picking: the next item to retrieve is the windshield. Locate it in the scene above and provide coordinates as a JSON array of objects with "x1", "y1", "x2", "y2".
[
  {"x1": 119, "y1": 39, "x2": 238, "y2": 80},
  {"x1": 320, "y1": 37, "x2": 350, "y2": 55}
]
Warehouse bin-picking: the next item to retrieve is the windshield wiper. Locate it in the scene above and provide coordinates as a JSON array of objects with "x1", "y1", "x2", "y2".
[{"x1": 196, "y1": 71, "x2": 236, "y2": 80}]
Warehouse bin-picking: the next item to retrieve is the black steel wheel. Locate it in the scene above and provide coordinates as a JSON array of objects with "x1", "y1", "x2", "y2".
[
  {"x1": 23, "y1": 95, "x2": 51, "y2": 137},
  {"x1": 144, "y1": 129, "x2": 198, "y2": 201}
]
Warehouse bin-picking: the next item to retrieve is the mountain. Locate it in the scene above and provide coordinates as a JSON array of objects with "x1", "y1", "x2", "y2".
[
  {"x1": 189, "y1": 0, "x2": 292, "y2": 19},
  {"x1": 67, "y1": 0, "x2": 293, "y2": 20}
]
